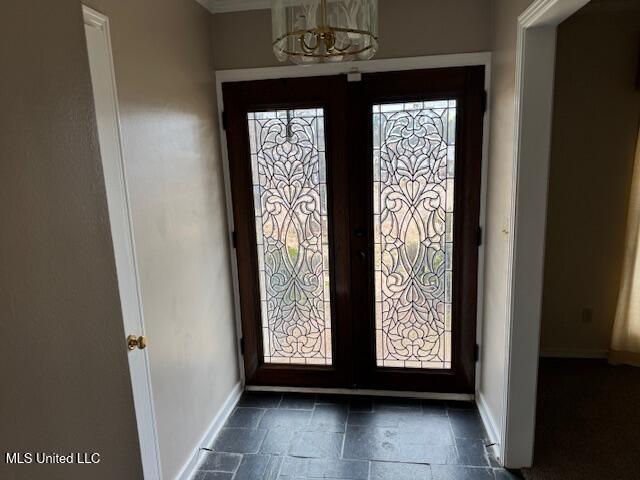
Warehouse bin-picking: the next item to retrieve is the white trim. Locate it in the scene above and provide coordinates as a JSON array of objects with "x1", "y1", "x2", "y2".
[
  {"x1": 476, "y1": 391, "x2": 501, "y2": 463},
  {"x1": 215, "y1": 52, "x2": 492, "y2": 394},
  {"x1": 501, "y1": 0, "x2": 590, "y2": 469},
  {"x1": 83, "y1": 6, "x2": 107, "y2": 27},
  {"x1": 216, "y1": 52, "x2": 492, "y2": 83},
  {"x1": 176, "y1": 381, "x2": 243, "y2": 480},
  {"x1": 82, "y1": 6, "x2": 163, "y2": 479},
  {"x1": 194, "y1": 0, "x2": 270, "y2": 14},
  {"x1": 519, "y1": 0, "x2": 589, "y2": 27},
  {"x1": 539, "y1": 348, "x2": 609, "y2": 359},
  {"x1": 246, "y1": 385, "x2": 474, "y2": 401}
]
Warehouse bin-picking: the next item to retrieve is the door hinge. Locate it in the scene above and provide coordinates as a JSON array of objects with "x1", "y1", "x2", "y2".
[
  {"x1": 477, "y1": 226, "x2": 483, "y2": 247},
  {"x1": 222, "y1": 110, "x2": 229, "y2": 131},
  {"x1": 239, "y1": 337, "x2": 245, "y2": 355},
  {"x1": 231, "y1": 230, "x2": 238, "y2": 249},
  {"x1": 474, "y1": 344, "x2": 480, "y2": 362},
  {"x1": 481, "y1": 90, "x2": 488, "y2": 115}
]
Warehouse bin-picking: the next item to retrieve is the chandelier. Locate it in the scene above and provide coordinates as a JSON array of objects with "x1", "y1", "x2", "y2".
[{"x1": 272, "y1": 0, "x2": 379, "y2": 64}]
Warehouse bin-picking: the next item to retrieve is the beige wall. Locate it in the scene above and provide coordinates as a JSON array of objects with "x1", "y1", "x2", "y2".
[
  {"x1": 212, "y1": 0, "x2": 491, "y2": 70},
  {"x1": 0, "y1": 1, "x2": 142, "y2": 478},
  {"x1": 478, "y1": 0, "x2": 535, "y2": 443},
  {"x1": 1, "y1": 0, "x2": 239, "y2": 478},
  {"x1": 540, "y1": 4, "x2": 640, "y2": 355},
  {"x1": 83, "y1": 0, "x2": 239, "y2": 478}
]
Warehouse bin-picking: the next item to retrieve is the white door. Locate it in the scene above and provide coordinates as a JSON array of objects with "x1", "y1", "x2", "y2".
[{"x1": 83, "y1": 6, "x2": 162, "y2": 479}]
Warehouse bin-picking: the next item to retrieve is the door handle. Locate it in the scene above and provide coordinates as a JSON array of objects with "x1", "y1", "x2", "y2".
[
  {"x1": 127, "y1": 335, "x2": 147, "y2": 351},
  {"x1": 358, "y1": 250, "x2": 366, "y2": 261}
]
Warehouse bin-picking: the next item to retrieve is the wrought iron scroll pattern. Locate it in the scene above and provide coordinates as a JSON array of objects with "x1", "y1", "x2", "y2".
[
  {"x1": 373, "y1": 101, "x2": 457, "y2": 369},
  {"x1": 248, "y1": 109, "x2": 332, "y2": 365}
]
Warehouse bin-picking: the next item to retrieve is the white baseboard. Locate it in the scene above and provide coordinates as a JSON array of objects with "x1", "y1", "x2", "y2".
[
  {"x1": 539, "y1": 348, "x2": 609, "y2": 359},
  {"x1": 476, "y1": 391, "x2": 502, "y2": 465},
  {"x1": 176, "y1": 381, "x2": 243, "y2": 480}
]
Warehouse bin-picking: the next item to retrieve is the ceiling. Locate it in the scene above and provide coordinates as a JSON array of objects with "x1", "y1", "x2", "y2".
[
  {"x1": 195, "y1": 0, "x2": 271, "y2": 13},
  {"x1": 580, "y1": 0, "x2": 640, "y2": 12}
]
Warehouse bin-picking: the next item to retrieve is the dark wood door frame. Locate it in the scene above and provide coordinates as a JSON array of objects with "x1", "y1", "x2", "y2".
[
  {"x1": 222, "y1": 67, "x2": 485, "y2": 393},
  {"x1": 349, "y1": 66, "x2": 485, "y2": 393},
  {"x1": 223, "y1": 76, "x2": 354, "y2": 388}
]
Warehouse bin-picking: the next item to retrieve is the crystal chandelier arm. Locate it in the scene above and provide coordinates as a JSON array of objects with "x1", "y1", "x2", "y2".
[
  {"x1": 273, "y1": 27, "x2": 377, "y2": 48},
  {"x1": 300, "y1": 32, "x2": 320, "y2": 53},
  {"x1": 332, "y1": 39, "x2": 354, "y2": 54},
  {"x1": 278, "y1": 44, "x2": 373, "y2": 59}
]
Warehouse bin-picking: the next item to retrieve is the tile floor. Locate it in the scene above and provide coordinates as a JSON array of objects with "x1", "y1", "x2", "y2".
[{"x1": 194, "y1": 392, "x2": 520, "y2": 480}]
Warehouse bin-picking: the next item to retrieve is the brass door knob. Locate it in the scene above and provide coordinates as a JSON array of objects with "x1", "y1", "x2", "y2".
[{"x1": 127, "y1": 335, "x2": 147, "y2": 351}]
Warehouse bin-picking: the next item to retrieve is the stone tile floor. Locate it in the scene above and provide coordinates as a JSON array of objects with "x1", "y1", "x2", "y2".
[{"x1": 194, "y1": 392, "x2": 522, "y2": 480}]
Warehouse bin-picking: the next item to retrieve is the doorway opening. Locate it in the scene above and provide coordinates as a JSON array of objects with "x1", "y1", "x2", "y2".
[{"x1": 526, "y1": 1, "x2": 640, "y2": 479}]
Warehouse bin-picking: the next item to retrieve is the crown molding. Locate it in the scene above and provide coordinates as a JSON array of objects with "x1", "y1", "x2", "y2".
[{"x1": 194, "y1": 0, "x2": 271, "y2": 14}]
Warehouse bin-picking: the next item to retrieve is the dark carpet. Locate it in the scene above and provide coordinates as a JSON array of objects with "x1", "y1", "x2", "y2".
[{"x1": 522, "y1": 359, "x2": 640, "y2": 480}]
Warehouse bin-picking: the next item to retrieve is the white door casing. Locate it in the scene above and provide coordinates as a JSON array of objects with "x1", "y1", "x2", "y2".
[
  {"x1": 501, "y1": 0, "x2": 591, "y2": 468},
  {"x1": 215, "y1": 52, "x2": 493, "y2": 395},
  {"x1": 83, "y1": 6, "x2": 162, "y2": 478}
]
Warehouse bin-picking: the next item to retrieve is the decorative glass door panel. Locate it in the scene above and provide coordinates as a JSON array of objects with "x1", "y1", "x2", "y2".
[
  {"x1": 373, "y1": 101, "x2": 456, "y2": 369},
  {"x1": 247, "y1": 109, "x2": 332, "y2": 365}
]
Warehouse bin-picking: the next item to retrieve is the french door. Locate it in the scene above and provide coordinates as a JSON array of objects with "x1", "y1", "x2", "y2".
[{"x1": 223, "y1": 66, "x2": 484, "y2": 393}]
